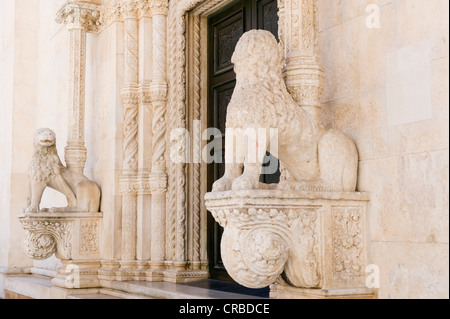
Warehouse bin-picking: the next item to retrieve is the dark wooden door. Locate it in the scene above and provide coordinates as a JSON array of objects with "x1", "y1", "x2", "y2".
[{"x1": 207, "y1": 0, "x2": 280, "y2": 281}]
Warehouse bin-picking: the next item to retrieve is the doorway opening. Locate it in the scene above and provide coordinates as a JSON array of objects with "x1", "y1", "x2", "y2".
[{"x1": 206, "y1": 0, "x2": 280, "y2": 285}]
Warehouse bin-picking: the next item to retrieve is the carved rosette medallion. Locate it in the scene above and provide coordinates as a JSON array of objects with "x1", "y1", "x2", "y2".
[
  {"x1": 208, "y1": 202, "x2": 321, "y2": 289},
  {"x1": 217, "y1": 208, "x2": 292, "y2": 288}
]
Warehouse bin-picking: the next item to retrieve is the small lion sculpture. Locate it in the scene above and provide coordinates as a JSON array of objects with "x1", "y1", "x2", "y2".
[
  {"x1": 213, "y1": 30, "x2": 358, "y2": 193},
  {"x1": 25, "y1": 128, "x2": 101, "y2": 213}
]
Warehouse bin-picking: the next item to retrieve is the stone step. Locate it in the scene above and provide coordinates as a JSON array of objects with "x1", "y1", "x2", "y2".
[
  {"x1": 106, "y1": 280, "x2": 268, "y2": 299},
  {"x1": 3, "y1": 275, "x2": 268, "y2": 299},
  {"x1": 68, "y1": 293, "x2": 123, "y2": 299}
]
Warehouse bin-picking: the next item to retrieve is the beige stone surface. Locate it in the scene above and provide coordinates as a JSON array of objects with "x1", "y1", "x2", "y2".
[
  {"x1": 318, "y1": 0, "x2": 449, "y2": 299},
  {"x1": 372, "y1": 241, "x2": 449, "y2": 299},
  {"x1": 0, "y1": 0, "x2": 448, "y2": 299}
]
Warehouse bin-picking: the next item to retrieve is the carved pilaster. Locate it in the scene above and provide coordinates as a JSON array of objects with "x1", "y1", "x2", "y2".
[
  {"x1": 56, "y1": 2, "x2": 99, "y2": 174},
  {"x1": 278, "y1": 0, "x2": 324, "y2": 124},
  {"x1": 120, "y1": 1, "x2": 140, "y2": 263}
]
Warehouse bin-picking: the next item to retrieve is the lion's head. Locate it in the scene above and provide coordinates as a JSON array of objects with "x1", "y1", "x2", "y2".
[
  {"x1": 34, "y1": 128, "x2": 57, "y2": 148},
  {"x1": 30, "y1": 128, "x2": 62, "y2": 182},
  {"x1": 231, "y1": 30, "x2": 284, "y2": 80},
  {"x1": 226, "y1": 30, "x2": 315, "y2": 137}
]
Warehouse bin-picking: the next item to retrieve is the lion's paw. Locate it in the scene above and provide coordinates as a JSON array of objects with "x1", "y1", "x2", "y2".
[
  {"x1": 25, "y1": 205, "x2": 40, "y2": 213},
  {"x1": 212, "y1": 177, "x2": 234, "y2": 192},
  {"x1": 232, "y1": 175, "x2": 260, "y2": 191}
]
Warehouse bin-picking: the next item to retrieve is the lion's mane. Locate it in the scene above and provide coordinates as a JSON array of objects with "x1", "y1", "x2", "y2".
[
  {"x1": 226, "y1": 30, "x2": 316, "y2": 141},
  {"x1": 29, "y1": 130, "x2": 64, "y2": 183}
]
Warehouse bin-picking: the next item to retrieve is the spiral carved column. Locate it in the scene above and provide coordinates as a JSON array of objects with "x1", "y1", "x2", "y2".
[
  {"x1": 120, "y1": 2, "x2": 140, "y2": 266},
  {"x1": 149, "y1": 1, "x2": 169, "y2": 271}
]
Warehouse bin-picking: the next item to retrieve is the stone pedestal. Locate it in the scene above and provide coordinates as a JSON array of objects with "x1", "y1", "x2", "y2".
[
  {"x1": 205, "y1": 190, "x2": 375, "y2": 299},
  {"x1": 19, "y1": 211, "x2": 103, "y2": 289}
]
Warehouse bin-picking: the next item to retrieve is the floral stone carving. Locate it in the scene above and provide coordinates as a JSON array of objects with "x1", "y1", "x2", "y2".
[
  {"x1": 205, "y1": 190, "x2": 370, "y2": 292},
  {"x1": 19, "y1": 212, "x2": 102, "y2": 261}
]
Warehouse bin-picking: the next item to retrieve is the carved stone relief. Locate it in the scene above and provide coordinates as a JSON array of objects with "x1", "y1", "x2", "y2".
[{"x1": 205, "y1": 190, "x2": 371, "y2": 293}]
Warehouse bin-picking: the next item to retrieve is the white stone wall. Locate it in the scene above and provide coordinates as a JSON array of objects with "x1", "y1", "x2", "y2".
[
  {"x1": 85, "y1": 20, "x2": 125, "y2": 261},
  {"x1": 0, "y1": 0, "x2": 15, "y2": 269},
  {"x1": 0, "y1": 0, "x2": 41, "y2": 270},
  {"x1": 318, "y1": 0, "x2": 449, "y2": 298}
]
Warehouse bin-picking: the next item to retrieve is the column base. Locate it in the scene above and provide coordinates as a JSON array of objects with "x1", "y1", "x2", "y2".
[
  {"x1": 163, "y1": 269, "x2": 209, "y2": 284},
  {"x1": 52, "y1": 260, "x2": 101, "y2": 289}
]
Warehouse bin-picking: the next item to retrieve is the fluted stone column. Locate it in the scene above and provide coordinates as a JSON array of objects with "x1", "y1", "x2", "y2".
[
  {"x1": 149, "y1": 0, "x2": 169, "y2": 271},
  {"x1": 278, "y1": 0, "x2": 324, "y2": 124},
  {"x1": 56, "y1": 1, "x2": 100, "y2": 174},
  {"x1": 120, "y1": 0, "x2": 140, "y2": 264}
]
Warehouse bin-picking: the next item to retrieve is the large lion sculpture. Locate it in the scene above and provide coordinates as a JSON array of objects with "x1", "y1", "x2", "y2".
[
  {"x1": 25, "y1": 128, "x2": 101, "y2": 213},
  {"x1": 212, "y1": 30, "x2": 358, "y2": 193}
]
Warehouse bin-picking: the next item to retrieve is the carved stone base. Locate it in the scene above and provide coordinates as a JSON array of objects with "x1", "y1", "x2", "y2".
[
  {"x1": 205, "y1": 190, "x2": 370, "y2": 292},
  {"x1": 163, "y1": 269, "x2": 209, "y2": 284},
  {"x1": 19, "y1": 211, "x2": 103, "y2": 261},
  {"x1": 52, "y1": 260, "x2": 101, "y2": 289},
  {"x1": 99, "y1": 261, "x2": 209, "y2": 283}
]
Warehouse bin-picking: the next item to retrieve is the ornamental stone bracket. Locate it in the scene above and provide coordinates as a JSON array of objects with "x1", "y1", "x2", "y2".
[
  {"x1": 19, "y1": 211, "x2": 103, "y2": 288},
  {"x1": 205, "y1": 190, "x2": 375, "y2": 299}
]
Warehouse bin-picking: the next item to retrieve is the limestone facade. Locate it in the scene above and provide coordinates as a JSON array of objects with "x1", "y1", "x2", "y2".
[{"x1": 0, "y1": 0, "x2": 448, "y2": 299}]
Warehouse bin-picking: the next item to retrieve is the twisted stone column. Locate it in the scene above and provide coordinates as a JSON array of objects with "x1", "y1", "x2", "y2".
[
  {"x1": 149, "y1": 0, "x2": 169, "y2": 270},
  {"x1": 120, "y1": 1, "x2": 140, "y2": 262},
  {"x1": 56, "y1": 1, "x2": 100, "y2": 174}
]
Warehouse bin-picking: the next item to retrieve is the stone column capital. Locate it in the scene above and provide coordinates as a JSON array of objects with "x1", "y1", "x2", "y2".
[
  {"x1": 149, "y1": 0, "x2": 169, "y2": 16},
  {"x1": 56, "y1": 1, "x2": 101, "y2": 32},
  {"x1": 121, "y1": 0, "x2": 140, "y2": 19}
]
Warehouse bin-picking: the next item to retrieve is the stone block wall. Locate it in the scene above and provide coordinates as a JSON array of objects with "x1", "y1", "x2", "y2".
[{"x1": 318, "y1": 0, "x2": 449, "y2": 298}]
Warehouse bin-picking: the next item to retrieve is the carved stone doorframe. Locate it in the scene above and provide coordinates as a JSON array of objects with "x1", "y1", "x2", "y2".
[
  {"x1": 52, "y1": 0, "x2": 324, "y2": 285},
  {"x1": 166, "y1": 0, "x2": 323, "y2": 279}
]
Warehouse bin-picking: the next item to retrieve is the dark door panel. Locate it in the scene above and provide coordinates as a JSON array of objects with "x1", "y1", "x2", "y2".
[{"x1": 207, "y1": 0, "x2": 279, "y2": 281}]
